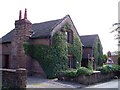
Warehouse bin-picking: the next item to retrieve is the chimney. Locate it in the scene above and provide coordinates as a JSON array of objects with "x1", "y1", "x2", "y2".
[
  {"x1": 24, "y1": 8, "x2": 27, "y2": 19},
  {"x1": 19, "y1": 10, "x2": 22, "y2": 20}
]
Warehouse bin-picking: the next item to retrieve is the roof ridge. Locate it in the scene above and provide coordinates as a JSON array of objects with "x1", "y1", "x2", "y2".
[
  {"x1": 80, "y1": 34, "x2": 98, "y2": 37},
  {"x1": 33, "y1": 18, "x2": 63, "y2": 25}
]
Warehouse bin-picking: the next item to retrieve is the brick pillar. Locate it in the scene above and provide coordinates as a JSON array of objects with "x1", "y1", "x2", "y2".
[
  {"x1": 16, "y1": 68, "x2": 27, "y2": 88},
  {"x1": 10, "y1": 9, "x2": 32, "y2": 69}
]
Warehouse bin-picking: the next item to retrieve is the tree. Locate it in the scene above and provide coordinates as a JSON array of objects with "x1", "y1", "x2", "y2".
[
  {"x1": 111, "y1": 23, "x2": 120, "y2": 46},
  {"x1": 103, "y1": 54, "x2": 107, "y2": 64},
  {"x1": 111, "y1": 23, "x2": 120, "y2": 65}
]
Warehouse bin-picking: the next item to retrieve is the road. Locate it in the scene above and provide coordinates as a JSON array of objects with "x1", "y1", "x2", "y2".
[
  {"x1": 27, "y1": 77, "x2": 119, "y2": 89},
  {"x1": 85, "y1": 79, "x2": 119, "y2": 89},
  {"x1": 27, "y1": 76, "x2": 84, "y2": 88}
]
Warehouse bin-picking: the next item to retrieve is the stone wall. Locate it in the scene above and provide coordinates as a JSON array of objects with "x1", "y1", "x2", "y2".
[
  {"x1": 0, "y1": 68, "x2": 27, "y2": 89},
  {"x1": 58, "y1": 71, "x2": 115, "y2": 85},
  {"x1": 76, "y1": 72, "x2": 115, "y2": 85}
]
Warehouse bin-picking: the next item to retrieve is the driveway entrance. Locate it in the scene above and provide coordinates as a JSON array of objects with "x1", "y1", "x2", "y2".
[{"x1": 27, "y1": 76, "x2": 85, "y2": 88}]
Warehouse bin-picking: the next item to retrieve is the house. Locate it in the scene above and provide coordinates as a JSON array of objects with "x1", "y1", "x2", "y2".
[
  {"x1": 0, "y1": 9, "x2": 82, "y2": 78},
  {"x1": 80, "y1": 34, "x2": 103, "y2": 69},
  {"x1": 106, "y1": 51, "x2": 118, "y2": 65}
]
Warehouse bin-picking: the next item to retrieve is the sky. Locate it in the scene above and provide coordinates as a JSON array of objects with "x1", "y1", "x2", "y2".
[{"x1": 0, "y1": 0, "x2": 119, "y2": 54}]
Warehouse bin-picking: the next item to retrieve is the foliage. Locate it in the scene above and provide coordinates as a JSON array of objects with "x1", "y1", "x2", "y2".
[
  {"x1": 76, "y1": 67, "x2": 93, "y2": 76},
  {"x1": 24, "y1": 31, "x2": 68, "y2": 78},
  {"x1": 93, "y1": 38, "x2": 103, "y2": 66},
  {"x1": 68, "y1": 34, "x2": 82, "y2": 68},
  {"x1": 62, "y1": 69, "x2": 77, "y2": 78},
  {"x1": 87, "y1": 60, "x2": 93, "y2": 71},
  {"x1": 118, "y1": 57, "x2": 120, "y2": 65},
  {"x1": 111, "y1": 23, "x2": 120, "y2": 40},
  {"x1": 62, "y1": 23, "x2": 71, "y2": 31},
  {"x1": 111, "y1": 64, "x2": 120, "y2": 71},
  {"x1": 97, "y1": 65, "x2": 120, "y2": 74},
  {"x1": 118, "y1": 52, "x2": 120, "y2": 65},
  {"x1": 61, "y1": 67, "x2": 93, "y2": 78},
  {"x1": 102, "y1": 54, "x2": 107, "y2": 63},
  {"x1": 24, "y1": 28, "x2": 82, "y2": 78}
]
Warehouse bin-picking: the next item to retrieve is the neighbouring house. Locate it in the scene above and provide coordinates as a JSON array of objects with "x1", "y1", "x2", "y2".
[
  {"x1": 80, "y1": 34, "x2": 103, "y2": 70},
  {"x1": 106, "y1": 51, "x2": 118, "y2": 65},
  {"x1": 0, "y1": 9, "x2": 82, "y2": 78}
]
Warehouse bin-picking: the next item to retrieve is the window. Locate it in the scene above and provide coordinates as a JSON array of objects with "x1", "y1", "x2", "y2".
[
  {"x1": 68, "y1": 55, "x2": 76, "y2": 68},
  {"x1": 66, "y1": 30, "x2": 73, "y2": 44}
]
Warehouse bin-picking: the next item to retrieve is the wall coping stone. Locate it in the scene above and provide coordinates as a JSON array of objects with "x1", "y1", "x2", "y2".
[{"x1": 0, "y1": 68, "x2": 16, "y2": 72}]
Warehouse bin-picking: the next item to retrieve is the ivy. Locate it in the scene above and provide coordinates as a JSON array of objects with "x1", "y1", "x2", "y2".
[
  {"x1": 23, "y1": 27, "x2": 82, "y2": 78},
  {"x1": 62, "y1": 23, "x2": 71, "y2": 31},
  {"x1": 68, "y1": 34, "x2": 82, "y2": 68},
  {"x1": 93, "y1": 38, "x2": 103, "y2": 66}
]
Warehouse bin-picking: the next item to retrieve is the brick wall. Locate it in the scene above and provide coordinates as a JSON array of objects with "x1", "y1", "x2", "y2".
[
  {"x1": 1, "y1": 68, "x2": 27, "y2": 89},
  {"x1": 31, "y1": 38, "x2": 50, "y2": 45},
  {"x1": 111, "y1": 55, "x2": 118, "y2": 64}
]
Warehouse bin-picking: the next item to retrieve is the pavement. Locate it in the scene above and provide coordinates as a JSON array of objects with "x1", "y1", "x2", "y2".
[{"x1": 27, "y1": 76, "x2": 85, "y2": 88}]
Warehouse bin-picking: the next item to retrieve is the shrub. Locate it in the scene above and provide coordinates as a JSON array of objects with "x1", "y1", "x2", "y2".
[
  {"x1": 100, "y1": 65, "x2": 112, "y2": 74},
  {"x1": 112, "y1": 65, "x2": 120, "y2": 72},
  {"x1": 87, "y1": 60, "x2": 93, "y2": 71},
  {"x1": 76, "y1": 67, "x2": 93, "y2": 76},
  {"x1": 97, "y1": 65, "x2": 120, "y2": 74},
  {"x1": 63, "y1": 69, "x2": 77, "y2": 78}
]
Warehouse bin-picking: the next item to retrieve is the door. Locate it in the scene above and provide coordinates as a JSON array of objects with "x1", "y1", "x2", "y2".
[{"x1": 3, "y1": 55, "x2": 9, "y2": 68}]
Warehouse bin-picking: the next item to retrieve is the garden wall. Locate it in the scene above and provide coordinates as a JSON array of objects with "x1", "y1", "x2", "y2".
[
  {"x1": 0, "y1": 68, "x2": 27, "y2": 89},
  {"x1": 58, "y1": 71, "x2": 115, "y2": 85},
  {"x1": 76, "y1": 72, "x2": 114, "y2": 85}
]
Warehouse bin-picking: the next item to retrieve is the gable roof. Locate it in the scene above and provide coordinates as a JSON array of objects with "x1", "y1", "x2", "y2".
[
  {"x1": 2, "y1": 17, "x2": 64, "y2": 43},
  {"x1": 80, "y1": 34, "x2": 98, "y2": 48}
]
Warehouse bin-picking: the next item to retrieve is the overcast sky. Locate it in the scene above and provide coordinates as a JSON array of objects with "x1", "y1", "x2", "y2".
[{"x1": 0, "y1": 0, "x2": 119, "y2": 54}]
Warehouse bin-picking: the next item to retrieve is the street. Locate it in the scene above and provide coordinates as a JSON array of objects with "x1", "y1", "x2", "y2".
[
  {"x1": 27, "y1": 77, "x2": 119, "y2": 89},
  {"x1": 86, "y1": 79, "x2": 119, "y2": 89},
  {"x1": 27, "y1": 76, "x2": 85, "y2": 88}
]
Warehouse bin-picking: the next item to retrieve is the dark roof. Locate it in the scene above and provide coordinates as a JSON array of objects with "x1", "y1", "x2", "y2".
[
  {"x1": 2, "y1": 29, "x2": 14, "y2": 43},
  {"x1": 80, "y1": 34, "x2": 98, "y2": 48},
  {"x1": 2, "y1": 18, "x2": 63, "y2": 43},
  {"x1": 80, "y1": 34, "x2": 99, "y2": 59},
  {"x1": 31, "y1": 19, "x2": 63, "y2": 38}
]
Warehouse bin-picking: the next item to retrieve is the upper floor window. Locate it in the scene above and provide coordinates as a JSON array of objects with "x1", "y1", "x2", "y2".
[{"x1": 66, "y1": 30, "x2": 73, "y2": 44}]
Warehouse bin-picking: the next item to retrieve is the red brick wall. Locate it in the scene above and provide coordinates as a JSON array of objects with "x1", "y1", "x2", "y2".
[
  {"x1": 31, "y1": 38, "x2": 50, "y2": 45},
  {"x1": 111, "y1": 55, "x2": 118, "y2": 64},
  {"x1": 2, "y1": 42, "x2": 46, "y2": 77},
  {"x1": 2, "y1": 43, "x2": 11, "y2": 54}
]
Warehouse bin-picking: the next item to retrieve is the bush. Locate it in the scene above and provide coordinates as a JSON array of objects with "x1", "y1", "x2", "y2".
[
  {"x1": 63, "y1": 69, "x2": 77, "y2": 78},
  {"x1": 76, "y1": 67, "x2": 93, "y2": 76},
  {"x1": 100, "y1": 65, "x2": 112, "y2": 74},
  {"x1": 112, "y1": 65, "x2": 120, "y2": 72},
  {"x1": 97, "y1": 65, "x2": 120, "y2": 74}
]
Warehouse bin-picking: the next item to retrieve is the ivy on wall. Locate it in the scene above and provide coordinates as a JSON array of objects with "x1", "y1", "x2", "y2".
[
  {"x1": 93, "y1": 38, "x2": 103, "y2": 66},
  {"x1": 24, "y1": 24, "x2": 82, "y2": 78},
  {"x1": 68, "y1": 34, "x2": 82, "y2": 68}
]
